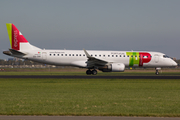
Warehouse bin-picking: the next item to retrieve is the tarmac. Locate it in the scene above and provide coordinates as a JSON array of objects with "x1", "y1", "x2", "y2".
[{"x1": 0, "y1": 75, "x2": 180, "y2": 79}]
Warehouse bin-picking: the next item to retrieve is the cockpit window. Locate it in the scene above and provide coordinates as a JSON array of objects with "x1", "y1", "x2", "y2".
[{"x1": 163, "y1": 55, "x2": 170, "y2": 58}]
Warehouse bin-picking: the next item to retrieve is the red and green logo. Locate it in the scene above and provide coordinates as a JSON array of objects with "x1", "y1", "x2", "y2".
[
  {"x1": 126, "y1": 52, "x2": 151, "y2": 67},
  {"x1": 6, "y1": 23, "x2": 28, "y2": 50}
]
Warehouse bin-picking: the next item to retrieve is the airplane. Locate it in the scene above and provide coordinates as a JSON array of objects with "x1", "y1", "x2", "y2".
[{"x1": 3, "y1": 23, "x2": 177, "y2": 75}]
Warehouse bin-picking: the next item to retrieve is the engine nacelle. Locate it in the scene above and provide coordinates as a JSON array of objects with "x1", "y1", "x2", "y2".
[
  {"x1": 111, "y1": 63, "x2": 125, "y2": 72},
  {"x1": 99, "y1": 63, "x2": 125, "y2": 72}
]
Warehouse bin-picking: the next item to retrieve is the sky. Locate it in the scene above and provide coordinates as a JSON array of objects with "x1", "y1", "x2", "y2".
[{"x1": 0, "y1": 0, "x2": 180, "y2": 59}]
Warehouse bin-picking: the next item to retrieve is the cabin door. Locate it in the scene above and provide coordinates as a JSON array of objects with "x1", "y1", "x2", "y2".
[
  {"x1": 42, "y1": 52, "x2": 47, "y2": 60},
  {"x1": 154, "y1": 54, "x2": 159, "y2": 63}
]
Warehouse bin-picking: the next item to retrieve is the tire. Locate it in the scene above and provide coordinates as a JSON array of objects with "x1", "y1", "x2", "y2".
[
  {"x1": 155, "y1": 71, "x2": 159, "y2": 75},
  {"x1": 86, "y1": 70, "x2": 92, "y2": 75},
  {"x1": 92, "y1": 70, "x2": 97, "y2": 75}
]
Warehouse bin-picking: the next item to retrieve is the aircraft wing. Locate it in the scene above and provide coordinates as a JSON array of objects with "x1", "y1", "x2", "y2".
[{"x1": 83, "y1": 49, "x2": 108, "y2": 68}]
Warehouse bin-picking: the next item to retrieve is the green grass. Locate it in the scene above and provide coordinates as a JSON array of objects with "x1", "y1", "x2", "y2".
[{"x1": 0, "y1": 78, "x2": 180, "y2": 116}]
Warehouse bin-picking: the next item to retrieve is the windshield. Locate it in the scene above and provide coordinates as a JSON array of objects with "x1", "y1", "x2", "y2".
[{"x1": 163, "y1": 55, "x2": 170, "y2": 58}]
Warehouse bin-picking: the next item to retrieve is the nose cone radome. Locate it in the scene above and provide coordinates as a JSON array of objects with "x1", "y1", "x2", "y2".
[{"x1": 172, "y1": 60, "x2": 177, "y2": 67}]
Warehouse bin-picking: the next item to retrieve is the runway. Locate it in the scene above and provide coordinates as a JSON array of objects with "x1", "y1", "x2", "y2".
[{"x1": 0, "y1": 75, "x2": 180, "y2": 79}]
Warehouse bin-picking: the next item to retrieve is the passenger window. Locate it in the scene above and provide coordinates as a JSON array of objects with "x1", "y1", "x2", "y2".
[
  {"x1": 50, "y1": 54, "x2": 51, "y2": 56},
  {"x1": 83, "y1": 54, "x2": 85, "y2": 56},
  {"x1": 99, "y1": 55, "x2": 101, "y2": 57},
  {"x1": 79, "y1": 54, "x2": 81, "y2": 56},
  {"x1": 54, "y1": 54, "x2": 55, "y2": 56},
  {"x1": 69, "y1": 54, "x2": 71, "y2": 56},
  {"x1": 95, "y1": 55, "x2": 97, "y2": 57},
  {"x1": 103, "y1": 55, "x2": 105, "y2": 57},
  {"x1": 76, "y1": 54, "x2": 78, "y2": 56},
  {"x1": 120, "y1": 55, "x2": 121, "y2": 57},
  {"x1": 127, "y1": 55, "x2": 129, "y2": 57},
  {"x1": 112, "y1": 55, "x2": 114, "y2": 57},
  {"x1": 72, "y1": 54, "x2": 74, "y2": 56},
  {"x1": 108, "y1": 55, "x2": 110, "y2": 57},
  {"x1": 61, "y1": 54, "x2": 63, "y2": 56},
  {"x1": 58, "y1": 54, "x2": 59, "y2": 56},
  {"x1": 124, "y1": 55, "x2": 125, "y2": 57},
  {"x1": 65, "y1": 54, "x2": 67, "y2": 56},
  {"x1": 131, "y1": 55, "x2": 133, "y2": 57},
  {"x1": 116, "y1": 55, "x2": 118, "y2": 57}
]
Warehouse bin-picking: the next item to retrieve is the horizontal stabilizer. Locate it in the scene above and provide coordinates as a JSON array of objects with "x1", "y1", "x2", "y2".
[
  {"x1": 9, "y1": 49, "x2": 26, "y2": 55},
  {"x1": 3, "y1": 51, "x2": 12, "y2": 56}
]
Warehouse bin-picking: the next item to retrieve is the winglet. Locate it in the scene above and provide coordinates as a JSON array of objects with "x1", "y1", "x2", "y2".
[{"x1": 83, "y1": 49, "x2": 94, "y2": 59}]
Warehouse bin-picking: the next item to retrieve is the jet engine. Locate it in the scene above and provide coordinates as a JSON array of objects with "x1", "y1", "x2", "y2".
[{"x1": 99, "y1": 63, "x2": 125, "y2": 72}]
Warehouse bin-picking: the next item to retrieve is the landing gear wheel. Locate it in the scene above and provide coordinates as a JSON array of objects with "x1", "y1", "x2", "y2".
[
  {"x1": 155, "y1": 70, "x2": 159, "y2": 75},
  {"x1": 92, "y1": 69, "x2": 97, "y2": 75},
  {"x1": 86, "y1": 69, "x2": 92, "y2": 75}
]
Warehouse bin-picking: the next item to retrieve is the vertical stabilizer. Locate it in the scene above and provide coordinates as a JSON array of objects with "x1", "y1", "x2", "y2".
[{"x1": 6, "y1": 23, "x2": 41, "y2": 51}]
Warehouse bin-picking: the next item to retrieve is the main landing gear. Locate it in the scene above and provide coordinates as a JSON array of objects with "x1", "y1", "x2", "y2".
[{"x1": 86, "y1": 69, "x2": 97, "y2": 75}]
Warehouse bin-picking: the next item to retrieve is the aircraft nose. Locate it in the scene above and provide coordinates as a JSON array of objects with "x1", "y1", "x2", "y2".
[{"x1": 172, "y1": 60, "x2": 177, "y2": 66}]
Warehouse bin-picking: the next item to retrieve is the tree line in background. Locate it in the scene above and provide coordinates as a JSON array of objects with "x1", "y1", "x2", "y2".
[
  {"x1": 0, "y1": 59, "x2": 42, "y2": 66},
  {"x1": 0, "y1": 58, "x2": 179, "y2": 67}
]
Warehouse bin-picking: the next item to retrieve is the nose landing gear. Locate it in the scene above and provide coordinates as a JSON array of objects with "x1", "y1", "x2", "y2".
[
  {"x1": 155, "y1": 68, "x2": 161, "y2": 75},
  {"x1": 86, "y1": 69, "x2": 97, "y2": 75},
  {"x1": 155, "y1": 70, "x2": 159, "y2": 75}
]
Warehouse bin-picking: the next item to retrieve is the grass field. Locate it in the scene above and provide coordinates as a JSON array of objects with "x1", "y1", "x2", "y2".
[{"x1": 0, "y1": 78, "x2": 180, "y2": 116}]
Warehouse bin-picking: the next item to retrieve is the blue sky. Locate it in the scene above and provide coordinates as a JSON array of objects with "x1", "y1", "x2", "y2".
[{"x1": 0, "y1": 0, "x2": 180, "y2": 59}]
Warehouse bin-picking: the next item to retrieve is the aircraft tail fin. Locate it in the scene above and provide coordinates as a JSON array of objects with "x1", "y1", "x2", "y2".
[{"x1": 6, "y1": 23, "x2": 41, "y2": 51}]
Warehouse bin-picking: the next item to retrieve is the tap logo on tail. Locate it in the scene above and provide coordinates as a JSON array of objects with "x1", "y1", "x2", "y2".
[{"x1": 6, "y1": 23, "x2": 28, "y2": 50}]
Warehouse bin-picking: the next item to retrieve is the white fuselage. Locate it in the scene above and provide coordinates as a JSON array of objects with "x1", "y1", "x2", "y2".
[
  {"x1": 4, "y1": 23, "x2": 178, "y2": 75},
  {"x1": 19, "y1": 49, "x2": 177, "y2": 68}
]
